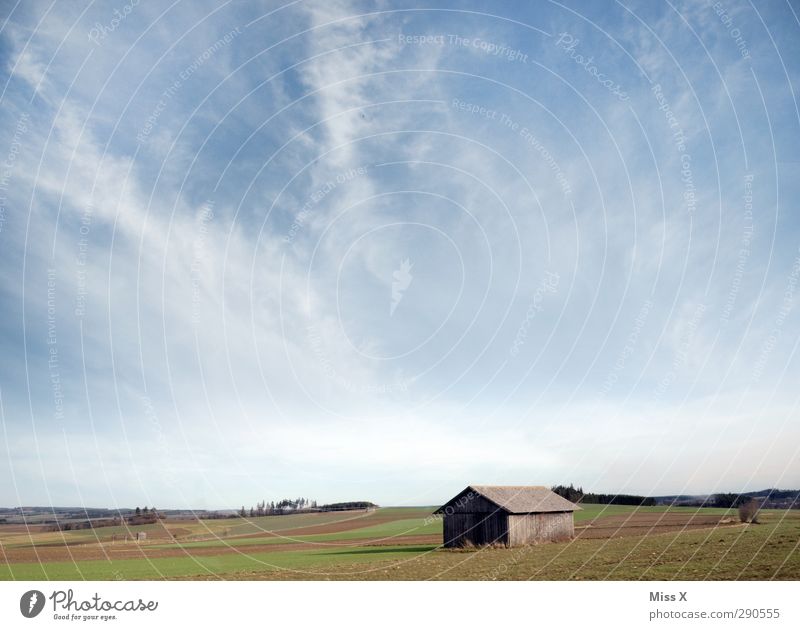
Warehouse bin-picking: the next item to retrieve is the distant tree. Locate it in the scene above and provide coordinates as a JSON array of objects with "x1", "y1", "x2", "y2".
[
  {"x1": 135, "y1": 506, "x2": 141, "y2": 516},
  {"x1": 239, "y1": 505, "x2": 246, "y2": 518},
  {"x1": 318, "y1": 501, "x2": 377, "y2": 511},
  {"x1": 738, "y1": 499, "x2": 760, "y2": 524},
  {"x1": 551, "y1": 484, "x2": 655, "y2": 506},
  {"x1": 551, "y1": 484, "x2": 583, "y2": 503}
]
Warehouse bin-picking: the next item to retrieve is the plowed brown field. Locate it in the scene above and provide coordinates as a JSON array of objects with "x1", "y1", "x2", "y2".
[{"x1": 576, "y1": 512, "x2": 734, "y2": 539}]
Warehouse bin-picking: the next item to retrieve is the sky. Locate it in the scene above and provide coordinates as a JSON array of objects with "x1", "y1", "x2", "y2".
[{"x1": 0, "y1": 0, "x2": 799, "y2": 509}]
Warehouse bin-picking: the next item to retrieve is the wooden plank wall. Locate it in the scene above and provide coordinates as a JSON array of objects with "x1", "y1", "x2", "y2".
[
  {"x1": 443, "y1": 512, "x2": 509, "y2": 547},
  {"x1": 507, "y1": 511, "x2": 574, "y2": 545}
]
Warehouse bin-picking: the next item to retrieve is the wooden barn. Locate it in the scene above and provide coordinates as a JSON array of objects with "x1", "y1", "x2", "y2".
[{"x1": 435, "y1": 485, "x2": 580, "y2": 548}]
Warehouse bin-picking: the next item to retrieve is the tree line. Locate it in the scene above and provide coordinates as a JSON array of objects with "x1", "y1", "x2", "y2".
[
  {"x1": 133, "y1": 506, "x2": 158, "y2": 517},
  {"x1": 238, "y1": 498, "x2": 317, "y2": 517},
  {"x1": 552, "y1": 484, "x2": 656, "y2": 506},
  {"x1": 317, "y1": 501, "x2": 376, "y2": 511},
  {"x1": 235, "y1": 499, "x2": 377, "y2": 517}
]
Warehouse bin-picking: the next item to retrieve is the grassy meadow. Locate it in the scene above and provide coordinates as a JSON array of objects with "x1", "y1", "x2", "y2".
[{"x1": 0, "y1": 505, "x2": 797, "y2": 580}]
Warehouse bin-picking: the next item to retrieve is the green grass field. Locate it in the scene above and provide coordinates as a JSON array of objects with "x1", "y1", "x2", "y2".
[
  {"x1": 0, "y1": 544, "x2": 432, "y2": 580},
  {"x1": 153, "y1": 517, "x2": 443, "y2": 549},
  {"x1": 1, "y1": 506, "x2": 797, "y2": 580},
  {"x1": 572, "y1": 504, "x2": 735, "y2": 520}
]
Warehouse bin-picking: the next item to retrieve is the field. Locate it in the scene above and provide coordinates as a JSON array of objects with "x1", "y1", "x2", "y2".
[{"x1": 1, "y1": 505, "x2": 798, "y2": 580}]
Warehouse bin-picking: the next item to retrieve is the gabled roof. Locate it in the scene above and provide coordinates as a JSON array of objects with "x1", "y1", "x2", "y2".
[{"x1": 435, "y1": 485, "x2": 581, "y2": 514}]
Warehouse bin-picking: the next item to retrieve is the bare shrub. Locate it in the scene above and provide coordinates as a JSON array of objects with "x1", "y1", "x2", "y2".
[{"x1": 738, "y1": 499, "x2": 760, "y2": 524}]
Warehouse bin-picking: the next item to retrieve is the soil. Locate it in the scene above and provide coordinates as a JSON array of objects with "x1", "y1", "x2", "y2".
[
  {"x1": 0, "y1": 534, "x2": 441, "y2": 564},
  {"x1": 1, "y1": 511, "x2": 738, "y2": 565},
  {"x1": 576, "y1": 512, "x2": 732, "y2": 539}
]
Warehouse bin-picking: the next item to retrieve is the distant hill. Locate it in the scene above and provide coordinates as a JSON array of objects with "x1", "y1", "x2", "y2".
[
  {"x1": 653, "y1": 488, "x2": 799, "y2": 508},
  {"x1": 552, "y1": 484, "x2": 800, "y2": 509}
]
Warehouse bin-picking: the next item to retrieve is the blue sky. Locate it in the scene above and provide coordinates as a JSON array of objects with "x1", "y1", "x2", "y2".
[{"x1": 0, "y1": 0, "x2": 799, "y2": 509}]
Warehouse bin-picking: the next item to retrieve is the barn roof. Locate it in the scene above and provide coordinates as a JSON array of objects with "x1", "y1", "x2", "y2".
[{"x1": 435, "y1": 485, "x2": 581, "y2": 514}]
